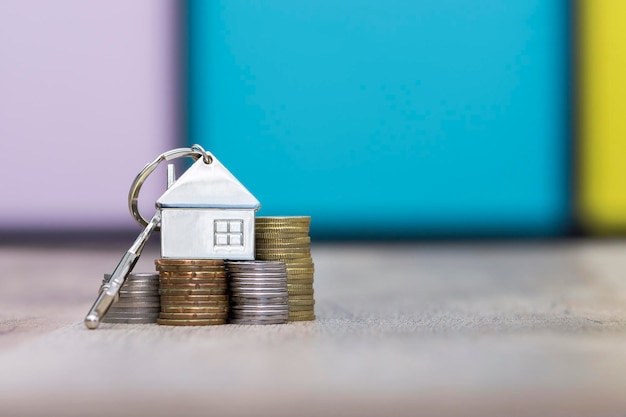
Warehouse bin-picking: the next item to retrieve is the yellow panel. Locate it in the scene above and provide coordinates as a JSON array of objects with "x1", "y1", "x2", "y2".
[{"x1": 580, "y1": 0, "x2": 626, "y2": 232}]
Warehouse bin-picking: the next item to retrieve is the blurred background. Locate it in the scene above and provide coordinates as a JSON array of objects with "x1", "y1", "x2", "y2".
[{"x1": 0, "y1": 0, "x2": 624, "y2": 241}]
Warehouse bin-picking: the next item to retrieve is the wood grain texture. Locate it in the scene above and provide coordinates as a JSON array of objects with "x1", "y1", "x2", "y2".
[{"x1": 1, "y1": 241, "x2": 626, "y2": 416}]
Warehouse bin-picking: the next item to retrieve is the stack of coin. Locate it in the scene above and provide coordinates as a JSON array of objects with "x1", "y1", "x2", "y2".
[
  {"x1": 255, "y1": 216, "x2": 315, "y2": 321},
  {"x1": 155, "y1": 259, "x2": 229, "y2": 326},
  {"x1": 101, "y1": 272, "x2": 160, "y2": 324},
  {"x1": 226, "y1": 261, "x2": 288, "y2": 325}
]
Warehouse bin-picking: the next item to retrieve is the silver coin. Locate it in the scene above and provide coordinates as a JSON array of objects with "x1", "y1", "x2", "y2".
[
  {"x1": 230, "y1": 285, "x2": 287, "y2": 291},
  {"x1": 102, "y1": 317, "x2": 158, "y2": 324},
  {"x1": 230, "y1": 279, "x2": 287, "y2": 284},
  {"x1": 102, "y1": 283, "x2": 159, "y2": 290},
  {"x1": 230, "y1": 296, "x2": 289, "y2": 304},
  {"x1": 230, "y1": 284, "x2": 286, "y2": 288},
  {"x1": 230, "y1": 311, "x2": 289, "y2": 320},
  {"x1": 226, "y1": 261, "x2": 285, "y2": 266},
  {"x1": 122, "y1": 279, "x2": 160, "y2": 284},
  {"x1": 230, "y1": 314, "x2": 287, "y2": 318},
  {"x1": 231, "y1": 304, "x2": 288, "y2": 309},
  {"x1": 230, "y1": 289, "x2": 287, "y2": 294},
  {"x1": 229, "y1": 319, "x2": 287, "y2": 325},
  {"x1": 231, "y1": 307, "x2": 288, "y2": 313},
  {"x1": 115, "y1": 295, "x2": 160, "y2": 302},
  {"x1": 112, "y1": 302, "x2": 161, "y2": 309},
  {"x1": 228, "y1": 271, "x2": 287, "y2": 276},
  {"x1": 230, "y1": 315, "x2": 288, "y2": 321},
  {"x1": 119, "y1": 290, "x2": 159, "y2": 295},
  {"x1": 105, "y1": 312, "x2": 160, "y2": 320},
  {"x1": 227, "y1": 264, "x2": 286, "y2": 269},
  {"x1": 231, "y1": 313, "x2": 288, "y2": 319},
  {"x1": 108, "y1": 307, "x2": 161, "y2": 314},
  {"x1": 230, "y1": 296, "x2": 288, "y2": 303}
]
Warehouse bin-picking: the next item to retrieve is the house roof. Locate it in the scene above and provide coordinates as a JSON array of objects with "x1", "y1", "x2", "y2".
[{"x1": 156, "y1": 152, "x2": 260, "y2": 209}]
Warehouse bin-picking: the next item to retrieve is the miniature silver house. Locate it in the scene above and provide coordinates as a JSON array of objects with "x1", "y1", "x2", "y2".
[{"x1": 156, "y1": 154, "x2": 260, "y2": 260}]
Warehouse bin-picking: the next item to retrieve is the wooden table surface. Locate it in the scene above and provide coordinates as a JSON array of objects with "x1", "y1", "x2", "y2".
[{"x1": 1, "y1": 240, "x2": 626, "y2": 417}]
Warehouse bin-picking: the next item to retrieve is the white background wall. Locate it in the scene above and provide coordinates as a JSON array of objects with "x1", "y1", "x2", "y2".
[{"x1": 0, "y1": 0, "x2": 178, "y2": 233}]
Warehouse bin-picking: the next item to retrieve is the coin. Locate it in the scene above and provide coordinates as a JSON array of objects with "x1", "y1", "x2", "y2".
[
  {"x1": 256, "y1": 216, "x2": 311, "y2": 222},
  {"x1": 160, "y1": 294, "x2": 229, "y2": 302},
  {"x1": 157, "y1": 318, "x2": 227, "y2": 326},
  {"x1": 288, "y1": 309, "x2": 316, "y2": 315},
  {"x1": 159, "y1": 283, "x2": 228, "y2": 290},
  {"x1": 256, "y1": 246, "x2": 311, "y2": 252},
  {"x1": 115, "y1": 296, "x2": 160, "y2": 303},
  {"x1": 227, "y1": 260, "x2": 285, "y2": 267},
  {"x1": 160, "y1": 302, "x2": 229, "y2": 309},
  {"x1": 155, "y1": 259, "x2": 225, "y2": 266},
  {"x1": 119, "y1": 290, "x2": 159, "y2": 296},
  {"x1": 159, "y1": 271, "x2": 227, "y2": 278},
  {"x1": 161, "y1": 306, "x2": 229, "y2": 313},
  {"x1": 287, "y1": 294, "x2": 314, "y2": 301},
  {"x1": 288, "y1": 299, "x2": 316, "y2": 306},
  {"x1": 159, "y1": 311, "x2": 229, "y2": 320},
  {"x1": 229, "y1": 318, "x2": 287, "y2": 325},
  {"x1": 103, "y1": 278, "x2": 159, "y2": 285},
  {"x1": 255, "y1": 236, "x2": 311, "y2": 244},
  {"x1": 105, "y1": 313, "x2": 160, "y2": 320},
  {"x1": 107, "y1": 307, "x2": 161, "y2": 314},
  {"x1": 113, "y1": 302, "x2": 161, "y2": 308},
  {"x1": 102, "y1": 317, "x2": 158, "y2": 324},
  {"x1": 159, "y1": 288, "x2": 228, "y2": 295},
  {"x1": 156, "y1": 266, "x2": 225, "y2": 274},
  {"x1": 288, "y1": 315, "x2": 316, "y2": 322}
]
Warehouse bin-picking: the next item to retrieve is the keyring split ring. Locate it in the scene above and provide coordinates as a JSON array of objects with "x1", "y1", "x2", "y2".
[{"x1": 128, "y1": 145, "x2": 211, "y2": 229}]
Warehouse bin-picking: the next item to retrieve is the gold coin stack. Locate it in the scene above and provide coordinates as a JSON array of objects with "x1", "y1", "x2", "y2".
[
  {"x1": 255, "y1": 216, "x2": 315, "y2": 321},
  {"x1": 155, "y1": 259, "x2": 229, "y2": 326}
]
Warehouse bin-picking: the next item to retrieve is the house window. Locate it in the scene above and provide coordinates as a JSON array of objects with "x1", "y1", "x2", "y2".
[{"x1": 214, "y1": 219, "x2": 244, "y2": 247}]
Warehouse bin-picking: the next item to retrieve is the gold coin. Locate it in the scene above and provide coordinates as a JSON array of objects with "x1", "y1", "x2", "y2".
[
  {"x1": 159, "y1": 288, "x2": 228, "y2": 296},
  {"x1": 257, "y1": 254, "x2": 312, "y2": 261},
  {"x1": 159, "y1": 312, "x2": 229, "y2": 320},
  {"x1": 155, "y1": 259, "x2": 225, "y2": 266},
  {"x1": 288, "y1": 310, "x2": 316, "y2": 316},
  {"x1": 255, "y1": 229, "x2": 310, "y2": 235},
  {"x1": 155, "y1": 265, "x2": 227, "y2": 273},
  {"x1": 285, "y1": 261, "x2": 314, "y2": 266},
  {"x1": 159, "y1": 282, "x2": 228, "y2": 290},
  {"x1": 256, "y1": 247, "x2": 311, "y2": 253},
  {"x1": 161, "y1": 306, "x2": 229, "y2": 313},
  {"x1": 288, "y1": 281, "x2": 314, "y2": 287},
  {"x1": 255, "y1": 236, "x2": 310, "y2": 244},
  {"x1": 160, "y1": 294, "x2": 229, "y2": 302},
  {"x1": 255, "y1": 216, "x2": 311, "y2": 223},
  {"x1": 286, "y1": 269, "x2": 315, "y2": 276},
  {"x1": 288, "y1": 294, "x2": 314, "y2": 300},
  {"x1": 157, "y1": 318, "x2": 227, "y2": 326},
  {"x1": 288, "y1": 299, "x2": 315, "y2": 305},
  {"x1": 287, "y1": 289, "x2": 314, "y2": 296},
  {"x1": 287, "y1": 283, "x2": 314, "y2": 289},
  {"x1": 254, "y1": 219, "x2": 311, "y2": 230},
  {"x1": 288, "y1": 276, "x2": 314, "y2": 282},
  {"x1": 288, "y1": 315, "x2": 316, "y2": 322},
  {"x1": 159, "y1": 271, "x2": 226, "y2": 278},
  {"x1": 255, "y1": 245, "x2": 311, "y2": 252},
  {"x1": 286, "y1": 273, "x2": 314, "y2": 280},
  {"x1": 287, "y1": 312, "x2": 314, "y2": 318},
  {"x1": 255, "y1": 231, "x2": 309, "y2": 236},
  {"x1": 288, "y1": 306, "x2": 315, "y2": 312},
  {"x1": 159, "y1": 277, "x2": 228, "y2": 285},
  {"x1": 160, "y1": 301, "x2": 229, "y2": 308}
]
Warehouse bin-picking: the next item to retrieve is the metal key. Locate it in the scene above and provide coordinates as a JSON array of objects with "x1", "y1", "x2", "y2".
[{"x1": 84, "y1": 211, "x2": 161, "y2": 329}]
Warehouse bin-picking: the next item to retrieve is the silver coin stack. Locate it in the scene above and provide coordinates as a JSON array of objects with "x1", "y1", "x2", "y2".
[
  {"x1": 226, "y1": 261, "x2": 288, "y2": 325},
  {"x1": 100, "y1": 272, "x2": 160, "y2": 324}
]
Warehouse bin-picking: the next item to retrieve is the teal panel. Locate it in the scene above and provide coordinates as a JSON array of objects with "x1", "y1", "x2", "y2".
[{"x1": 187, "y1": 0, "x2": 570, "y2": 238}]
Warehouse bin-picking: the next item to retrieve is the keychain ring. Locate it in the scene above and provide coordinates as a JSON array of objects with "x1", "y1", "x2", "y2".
[{"x1": 128, "y1": 145, "x2": 210, "y2": 229}]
